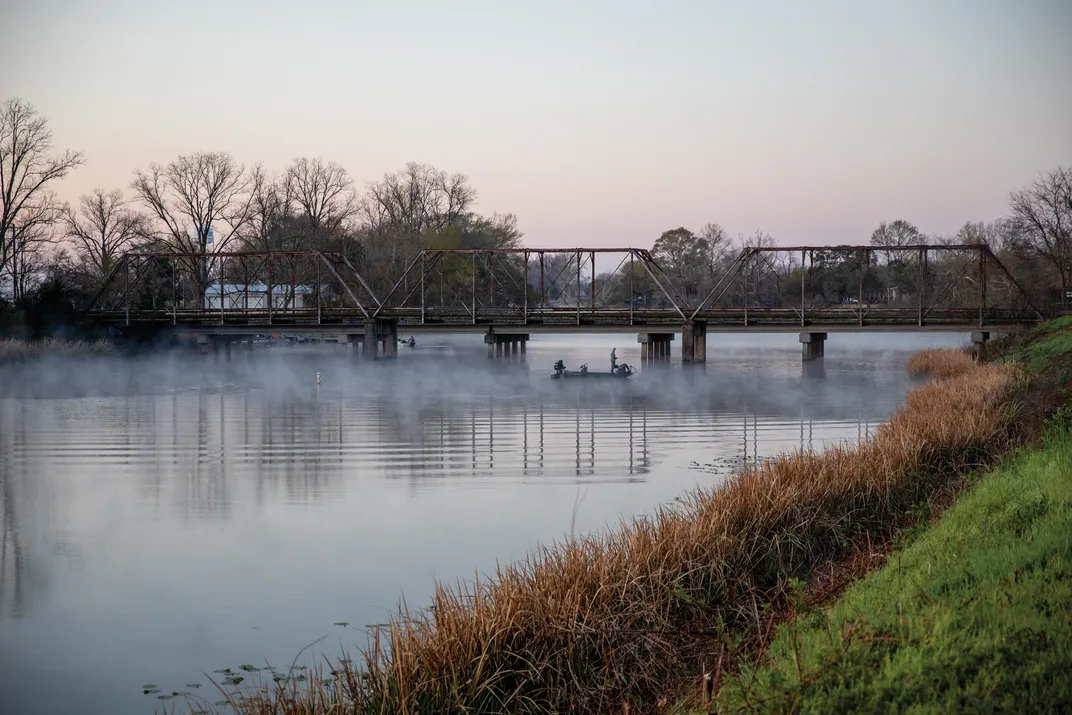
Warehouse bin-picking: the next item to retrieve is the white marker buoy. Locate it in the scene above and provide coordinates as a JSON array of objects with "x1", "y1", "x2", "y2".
[{"x1": 316, "y1": 371, "x2": 321, "y2": 385}]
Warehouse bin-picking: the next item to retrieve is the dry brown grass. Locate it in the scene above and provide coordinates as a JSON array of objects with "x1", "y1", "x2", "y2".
[
  {"x1": 226, "y1": 362, "x2": 1023, "y2": 715},
  {"x1": 0, "y1": 337, "x2": 114, "y2": 361},
  {"x1": 906, "y1": 347, "x2": 977, "y2": 379}
]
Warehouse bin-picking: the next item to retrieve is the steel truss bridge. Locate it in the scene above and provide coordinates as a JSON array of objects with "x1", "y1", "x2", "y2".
[{"x1": 86, "y1": 244, "x2": 1044, "y2": 336}]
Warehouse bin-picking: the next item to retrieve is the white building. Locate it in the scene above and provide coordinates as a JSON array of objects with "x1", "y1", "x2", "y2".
[{"x1": 203, "y1": 283, "x2": 314, "y2": 310}]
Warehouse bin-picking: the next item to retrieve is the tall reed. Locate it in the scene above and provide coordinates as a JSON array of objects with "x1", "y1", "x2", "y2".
[
  {"x1": 906, "y1": 346, "x2": 976, "y2": 379},
  {"x1": 233, "y1": 361, "x2": 1023, "y2": 715},
  {"x1": 0, "y1": 337, "x2": 114, "y2": 361}
]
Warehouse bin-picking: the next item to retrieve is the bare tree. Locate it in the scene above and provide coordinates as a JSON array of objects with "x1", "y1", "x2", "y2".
[
  {"x1": 698, "y1": 222, "x2": 730, "y2": 268},
  {"x1": 131, "y1": 152, "x2": 254, "y2": 296},
  {"x1": 64, "y1": 189, "x2": 144, "y2": 283},
  {"x1": 954, "y1": 219, "x2": 1018, "y2": 253},
  {"x1": 1, "y1": 98, "x2": 83, "y2": 293},
  {"x1": 359, "y1": 162, "x2": 478, "y2": 293},
  {"x1": 5, "y1": 189, "x2": 65, "y2": 300},
  {"x1": 870, "y1": 219, "x2": 925, "y2": 247},
  {"x1": 1007, "y1": 167, "x2": 1072, "y2": 304},
  {"x1": 283, "y1": 157, "x2": 356, "y2": 241},
  {"x1": 131, "y1": 151, "x2": 253, "y2": 255},
  {"x1": 360, "y1": 162, "x2": 476, "y2": 239},
  {"x1": 241, "y1": 165, "x2": 292, "y2": 251}
]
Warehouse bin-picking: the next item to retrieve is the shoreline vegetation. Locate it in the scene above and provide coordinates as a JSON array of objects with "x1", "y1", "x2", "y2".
[
  {"x1": 703, "y1": 413, "x2": 1072, "y2": 714},
  {"x1": 0, "y1": 337, "x2": 114, "y2": 362},
  {"x1": 699, "y1": 318, "x2": 1072, "y2": 713},
  {"x1": 171, "y1": 323, "x2": 1071, "y2": 715}
]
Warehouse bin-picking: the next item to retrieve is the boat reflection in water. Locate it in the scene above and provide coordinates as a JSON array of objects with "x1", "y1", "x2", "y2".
[{"x1": 552, "y1": 348, "x2": 635, "y2": 380}]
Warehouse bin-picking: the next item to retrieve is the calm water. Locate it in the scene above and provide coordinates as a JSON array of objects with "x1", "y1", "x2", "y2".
[{"x1": 0, "y1": 332, "x2": 965, "y2": 715}]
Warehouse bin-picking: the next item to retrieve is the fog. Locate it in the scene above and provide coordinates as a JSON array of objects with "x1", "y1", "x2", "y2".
[
  {"x1": 0, "y1": 331, "x2": 967, "y2": 715},
  {"x1": 0, "y1": 330, "x2": 966, "y2": 412}
]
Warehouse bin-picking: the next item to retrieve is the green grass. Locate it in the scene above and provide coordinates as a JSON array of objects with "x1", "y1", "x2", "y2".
[
  {"x1": 708, "y1": 419, "x2": 1072, "y2": 714},
  {"x1": 1003, "y1": 315, "x2": 1072, "y2": 377}
]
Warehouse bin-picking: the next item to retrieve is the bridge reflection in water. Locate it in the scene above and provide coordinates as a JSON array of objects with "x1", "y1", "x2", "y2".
[{"x1": 0, "y1": 353, "x2": 906, "y2": 715}]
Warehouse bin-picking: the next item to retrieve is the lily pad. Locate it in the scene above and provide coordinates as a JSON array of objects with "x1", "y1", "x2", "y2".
[
  {"x1": 333, "y1": 621, "x2": 349, "y2": 626},
  {"x1": 143, "y1": 689, "x2": 161, "y2": 695},
  {"x1": 141, "y1": 684, "x2": 158, "y2": 689},
  {"x1": 186, "y1": 683, "x2": 202, "y2": 689},
  {"x1": 157, "y1": 694, "x2": 174, "y2": 700},
  {"x1": 214, "y1": 668, "x2": 233, "y2": 674},
  {"x1": 239, "y1": 664, "x2": 260, "y2": 672}
]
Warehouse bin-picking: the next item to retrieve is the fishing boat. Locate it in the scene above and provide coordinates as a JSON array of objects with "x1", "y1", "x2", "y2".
[{"x1": 551, "y1": 348, "x2": 634, "y2": 380}]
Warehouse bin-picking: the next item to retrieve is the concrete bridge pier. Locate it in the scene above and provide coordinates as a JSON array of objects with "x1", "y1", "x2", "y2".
[
  {"x1": 485, "y1": 332, "x2": 530, "y2": 360},
  {"x1": 971, "y1": 331, "x2": 990, "y2": 360},
  {"x1": 681, "y1": 321, "x2": 707, "y2": 364},
  {"x1": 800, "y1": 332, "x2": 828, "y2": 362},
  {"x1": 383, "y1": 321, "x2": 398, "y2": 359},
  {"x1": 346, "y1": 333, "x2": 363, "y2": 358},
  {"x1": 357, "y1": 319, "x2": 398, "y2": 359},
  {"x1": 638, "y1": 332, "x2": 674, "y2": 365},
  {"x1": 364, "y1": 322, "x2": 379, "y2": 359}
]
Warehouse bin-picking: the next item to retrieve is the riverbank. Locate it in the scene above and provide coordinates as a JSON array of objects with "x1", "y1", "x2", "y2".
[
  {"x1": 682, "y1": 318, "x2": 1072, "y2": 713},
  {"x1": 701, "y1": 417, "x2": 1072, "y2": 713},
  {"x1": 209, "y1": 334, "x2": 1034, "y2": 714},
  {"x1": 0, "y1": 336, "x2": 114, "y2": 362}
]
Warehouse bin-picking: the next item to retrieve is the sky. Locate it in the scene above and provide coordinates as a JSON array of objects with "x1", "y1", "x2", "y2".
[{"x1": 3, "y1": 0, "x2": 1071, "y2": 247}]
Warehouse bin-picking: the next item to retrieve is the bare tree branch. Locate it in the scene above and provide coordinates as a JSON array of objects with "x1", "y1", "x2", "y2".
[
  {"x1": 0, "y1": 98, "x2": 83, "y2": 291},
  {"x1": 1007, "y1": 166, "x2": 1072, "y2": 302},
  {"x1": 64, "y1": 188, "x2": 144, "y2": 282}
]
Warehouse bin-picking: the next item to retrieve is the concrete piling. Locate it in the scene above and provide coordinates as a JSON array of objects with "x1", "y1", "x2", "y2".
[
  {"x1": 484, "y1": 332, "x2": 529, "y2": 361},
  {"x1": 638, "y1": 333, "x2": 674, "y2": 365},
  {"x1": 799, "y1": 332, "x2": 828, "y2": 362}
]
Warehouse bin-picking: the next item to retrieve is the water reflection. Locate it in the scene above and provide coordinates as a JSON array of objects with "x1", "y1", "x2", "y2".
[{"x1": 0, "y1": 335, "x2": 952, "y2": 715}]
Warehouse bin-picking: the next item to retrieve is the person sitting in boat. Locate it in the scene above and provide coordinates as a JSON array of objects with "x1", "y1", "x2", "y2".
[{"x1": 408, "y1": 336, "x2": 416, "y2": 348}]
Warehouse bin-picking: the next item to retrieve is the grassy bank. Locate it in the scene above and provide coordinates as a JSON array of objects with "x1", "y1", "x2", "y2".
[
  {"x1": 705, "y1": 415, "x2": 1072, "y2": 714},
  {"x1": 0, "y1": 337, "x2": 114, "y2": 362},
  {"x1": 209, "y1": 352, "x2": 1025, "y2": 714}
]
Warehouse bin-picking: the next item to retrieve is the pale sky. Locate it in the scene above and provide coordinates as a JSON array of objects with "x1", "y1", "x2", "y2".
[{"x1": 3, "y1": 0, "x2": 1070, "y2": 247}]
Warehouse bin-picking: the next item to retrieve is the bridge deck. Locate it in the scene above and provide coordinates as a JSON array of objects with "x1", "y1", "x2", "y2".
[{"x1": 93, "y1": 306, "x2": 1034, "y2": 335}]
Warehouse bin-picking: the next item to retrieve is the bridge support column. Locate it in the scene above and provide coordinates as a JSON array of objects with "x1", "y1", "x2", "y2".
[
  {"x1": 638, "y1": 332, "x2": 674, "y2": 365},
  {"x1": 681, "y1": 321, "x2": 707, "y2": 364},
  {"x1": 223, "y1": 339, "x2": 232, "y2": 363},
  {"x1": 346, "y1": 334, "x2": 363, "y2": 359},
  {"x1": 196, "y1": 334, "x2": 211, "y2": 356},
  {"x1": 971, "y1": 331, "x2": 990, "y2": 360},
  {"x1": 485, "y1": 332, "x2": 529, "y2": 361},
  {"x1": 364, "y1": 322, "x2": 379, "y2": 360},
  {"x1": 800, "y1": 332, "x2": 827, "y2": 362},
  {"x1": 382, "y1": 320, "x2": 398, "y2": 359}
]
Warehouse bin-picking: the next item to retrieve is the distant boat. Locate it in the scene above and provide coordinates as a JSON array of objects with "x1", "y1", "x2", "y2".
[{"x1": 551, "y1": 348, "x2": 634, "y2": 380}]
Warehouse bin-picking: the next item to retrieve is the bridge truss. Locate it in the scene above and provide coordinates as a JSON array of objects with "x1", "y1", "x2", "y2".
[{"x1": 87, "y1": 243, "x2": 1044, "y2": 331}]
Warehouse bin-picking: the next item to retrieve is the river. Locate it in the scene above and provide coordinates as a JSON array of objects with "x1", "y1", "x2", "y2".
[{"x1": 0, "y1": 332, "x2": 963, "y2": 715}]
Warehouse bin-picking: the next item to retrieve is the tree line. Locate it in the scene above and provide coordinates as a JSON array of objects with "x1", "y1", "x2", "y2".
[{"x1": 1, "y1": 96, "x2": 1069, "y2": 335}]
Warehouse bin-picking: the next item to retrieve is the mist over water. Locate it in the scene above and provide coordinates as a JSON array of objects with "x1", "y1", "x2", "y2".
[{"x1": 0, "y1": 332, "x2": 965, "y2": 715}]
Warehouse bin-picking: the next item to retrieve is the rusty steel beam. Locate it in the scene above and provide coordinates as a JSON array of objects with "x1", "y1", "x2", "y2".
[{"x1": 87, "y1": 244, "x2": 1047, "y2": 330}]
